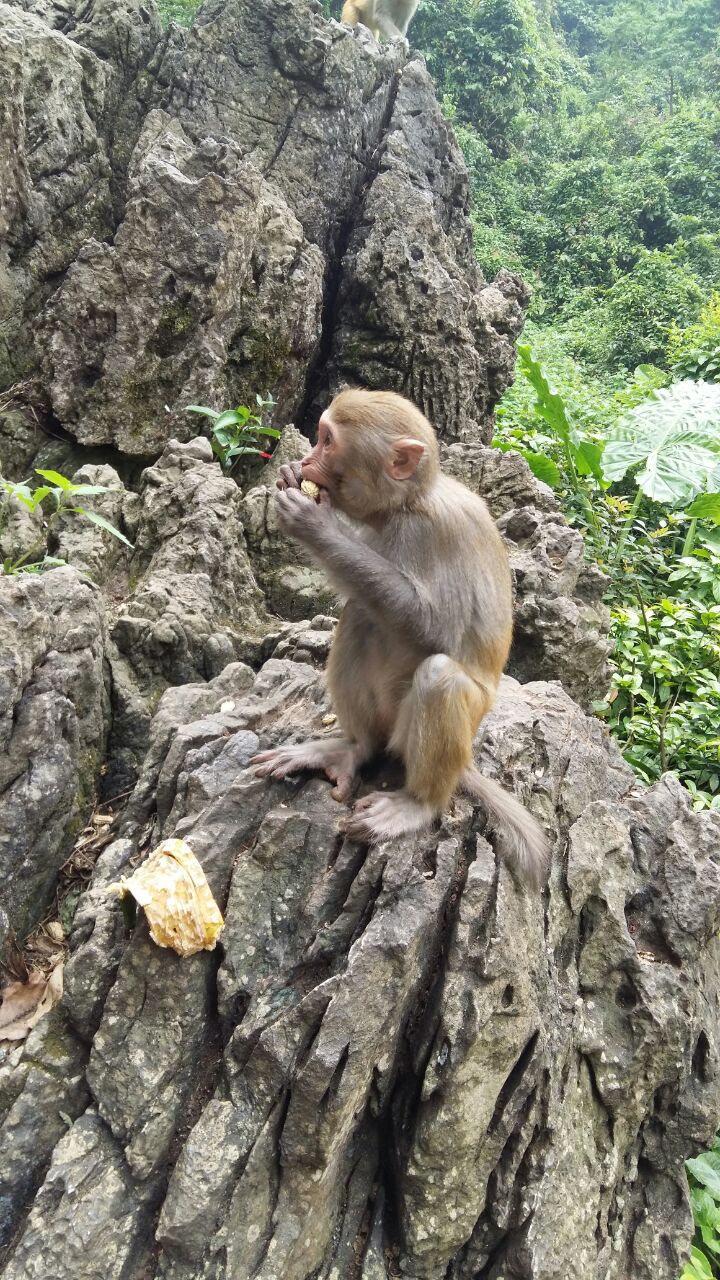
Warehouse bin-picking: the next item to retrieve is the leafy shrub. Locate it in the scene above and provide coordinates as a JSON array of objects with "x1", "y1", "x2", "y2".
[
  {"x1": 684, "y1": 1136, "x2": 720, "y2": 1276},
  {"x1": 157, "y1": 0, "x2": 201, "y2": 26},
  {"x1": 668, "y1": 293, "x2": 720, "y2": 384},
  {"x1": 596, "y1": 251, "x2": 705, "y2": 370},
  {"x1": 498, "y1": 352, "x2": 720, "y2": 810},
  {"x1": 186, "y1": 394, "x2": 278, "y2": 471},
  {"x1": 1, "y1": 470, "x2": 132, "y2": 575}
]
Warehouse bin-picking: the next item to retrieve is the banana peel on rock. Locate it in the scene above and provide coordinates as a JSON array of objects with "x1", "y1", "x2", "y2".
[{"x1": 111, "y1": 838, "x2": 224, "y2": 957}]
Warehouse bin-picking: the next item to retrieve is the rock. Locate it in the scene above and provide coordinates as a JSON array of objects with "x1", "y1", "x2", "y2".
[
  {"x1": 0, "y1": 566, "x2": 109, "y2": 940},
  {"x1": 0, "y1": 1009, "x2": 89, "y2": 1246},
  {"x1": 105, "y1": 438, "x2": 267, "y2": 784},
  {"x1": 53, "y1": 463, "x2": 132, "y2": 583},
  {"x1": 0, "y1": 4, "x2": 113, "y2": 387},
  {"x1": 0, "y1": 653, "x2": 717, "y2": 1277},
  {"x1": 0, "y1": 0, "x2": 714, "y2": 1275},
  {"x1": 326, "y1": 61, "x2": 530, "y2": 442},
  {"x1": 40, "y1": 111, "x2": 325, "y2": 453},
  {"x1": 1, "y1": 1112, "x2": 153, "y2": 1280}
]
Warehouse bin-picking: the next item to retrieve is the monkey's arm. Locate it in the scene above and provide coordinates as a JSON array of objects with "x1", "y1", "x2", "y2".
[{"x1": 276, "y1": 488, "x2": 442, "y2": 648}]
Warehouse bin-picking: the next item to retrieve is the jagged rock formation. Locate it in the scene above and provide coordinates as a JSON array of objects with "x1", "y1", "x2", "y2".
[{"x1": 0, "y1": 0, "x2": 716, "y2": 1277}]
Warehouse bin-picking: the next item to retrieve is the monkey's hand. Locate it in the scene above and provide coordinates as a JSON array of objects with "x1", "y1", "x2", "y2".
[
  {"x1": 275, "y1": 486, "x2": 338, "y2": 546},
  {"x1": 275, "y1": 461, "x2": 303, "y2": 491}
]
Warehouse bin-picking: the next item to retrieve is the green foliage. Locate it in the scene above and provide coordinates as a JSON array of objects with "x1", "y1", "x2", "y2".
[
  {"x1": 412, "y1": 0, "x2": 563, "y2": 154},
  {"x1": 684, "y1": 1136, "x2": 720, "y2": 1276},
  {"x1": 498, "y1": 348, "x2": 720, "y2": 810},
  {"x1": 668, "y1": 294, "x2": 720, "y2": 383},
  {"x1": 1, "y1": 471, "x2": 132, "y2": 575},
  {"x1": 186, "y1": 393, "x2": 278, "y2": 470},
  {"x1": 602, "y1": 380, "x2": 720, "y2": 505},
  {"x1": 597, "y1": 595, "x2": 720, "y2": 798},
  {"x1": 157, "y1": 0, "x2": 201, "y2": 26}
]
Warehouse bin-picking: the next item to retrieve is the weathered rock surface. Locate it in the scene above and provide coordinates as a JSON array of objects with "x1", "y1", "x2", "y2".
[
  {"x1": 0, "y1": 4, "x2": 114, "y2": 386},
  {"x1": 0, "y1": 566, "x2": 109, "y2": 944},
  {"x1": 2, "y1": 0, "x2": 528, "y2": 452},
  {"x1": 1, "y1": 659, "x2": 718, "y2": 1280}
]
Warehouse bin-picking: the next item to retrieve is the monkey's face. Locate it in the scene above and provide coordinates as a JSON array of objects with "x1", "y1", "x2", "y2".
[{"x1": 301, "y1": 411, "x2": 345, "y2": 496}]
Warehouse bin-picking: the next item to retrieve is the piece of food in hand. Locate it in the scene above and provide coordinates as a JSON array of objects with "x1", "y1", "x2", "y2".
[
  {"x1": 300, "y1": 479, "x2": 321, "y2": 500},
  {"x1": 110, "y1": 838, "x2": 224, "y2": 957}
]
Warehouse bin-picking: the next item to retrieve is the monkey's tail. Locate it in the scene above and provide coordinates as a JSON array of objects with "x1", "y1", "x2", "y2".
[{"x1": 460, "y1": 766, "x2": 550, "y2": 891}]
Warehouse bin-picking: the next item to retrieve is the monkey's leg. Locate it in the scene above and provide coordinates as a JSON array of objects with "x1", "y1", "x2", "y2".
[
  {"x1": 251, "y1": 737, "x2": 368, "y2": 801},
  {"x1": 343, "y1": 654, "x2": 490, "y2": 842},
  {"x1": 372, "y1": 6, "x2": 407, "y2": 40}
]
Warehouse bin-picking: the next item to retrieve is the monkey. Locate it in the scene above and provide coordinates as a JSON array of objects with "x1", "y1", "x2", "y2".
[
  {"x1": 250, "y1": 389, "x2": 549, "y2": 889},
  {"x1": 340, "y1": 0, "x2": 419, "y2": 43}
]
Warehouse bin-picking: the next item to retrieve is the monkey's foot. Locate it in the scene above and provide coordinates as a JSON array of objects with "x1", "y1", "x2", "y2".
[
  {"x1": 250, "y1": 739, "x2": 364, "y2": 802},
  {"x1": 341, "y1": 790, "x2": 435, "y2": 843}
]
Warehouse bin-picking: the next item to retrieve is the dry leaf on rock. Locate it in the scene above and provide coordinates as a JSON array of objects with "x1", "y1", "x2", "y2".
[
  {"x1": 111, "y1": 838, "x2": 224, "y2": 957},
  {"x1": 0, "y1": 962, "x2": 64, "y2": 1042}
]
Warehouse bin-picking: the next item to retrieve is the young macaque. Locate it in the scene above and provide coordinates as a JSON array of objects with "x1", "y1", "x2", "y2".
[
  {"x1": 251, "y1": 389, "x2": 549, "y2": 889},
  {"x1": 341, "y1": 0, "x2": 419, "y2": 43}
]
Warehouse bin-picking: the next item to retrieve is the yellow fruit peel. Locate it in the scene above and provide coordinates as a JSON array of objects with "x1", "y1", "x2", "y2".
[
  {"x1": 112, "y1": 838, "x2": 224, "y2": 957},
  {"x1": 300, "y1": 479, "x2": 321, "y2": 499}
]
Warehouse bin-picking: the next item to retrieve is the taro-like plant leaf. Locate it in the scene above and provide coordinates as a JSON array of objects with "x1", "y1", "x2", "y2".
[
  {"x1": 74, "y1": 508, "x2": 134, "y2": 548},
  {"x1": 520, "y1": 451, "x2": 562, "y2": 488},
  {"x1": 575, "y1": 440, "x2": 606, "y2": 482},
  {"x1": 687, "y1": 1150, "x2": 720, "y2": 1201},
  {"x1": 602, "y1": 380, "x2": 720, "y2": 504},
  {"x1": 687, "y1": 493, "x2": 720, "y2": 523},
  {"x1": 253, "y1": 426, "x2": 282, "y2": 439},
  {"x1": 691, "y1": 1186, "x2": 720, "y2": 1255},
  {"x1": 680, "y1": 1245, "x2": 715, "y2": 1280}
]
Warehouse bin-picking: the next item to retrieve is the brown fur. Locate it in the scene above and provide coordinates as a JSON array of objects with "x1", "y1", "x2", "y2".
[
  {"x1": 253, "y1": 390, "x2": 549, "y2": 888},
  {"x1": 340, "y1": 0, "x2": 418, "y2": 40}
]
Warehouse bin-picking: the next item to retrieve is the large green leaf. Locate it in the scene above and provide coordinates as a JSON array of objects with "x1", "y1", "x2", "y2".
[
  {"x1": 186, "y1": 405, "x2": 219, "y2": 420},
  {"x1": 687, "y1": 493, "x2": 720, "y2": 524},
  {"x1": 602, "y1": 380, "x2": 720, "y2": 504},
  {"x1": 517, "y1": 344, "x2": 575, "y2": 447},
  {"x1": 687, "y1": 1150, "x2": 720, "y2": 1201},
  {"x1": 691, "y1": 1186, "x2": 720, "y2": 1255},
  {"x1": 680, "y1": 1245, "x2": 715, "y2": 1280},
  {"x1": 34, "y1": 468, "x2": 75, "y2": 490}
]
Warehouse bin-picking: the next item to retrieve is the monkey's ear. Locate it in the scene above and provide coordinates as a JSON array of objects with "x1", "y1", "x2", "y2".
[{"x1": 387, "y1": 438, "x2": 425, "y2": 480}]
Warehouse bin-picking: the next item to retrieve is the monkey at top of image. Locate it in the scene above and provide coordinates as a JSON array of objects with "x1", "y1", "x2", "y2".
[
  {"x1": 251, "y1": 388, "x2": 550, "y2": 891},
  {"x1": 341, "y1": 0, "x2": 419, "y2": 44}
]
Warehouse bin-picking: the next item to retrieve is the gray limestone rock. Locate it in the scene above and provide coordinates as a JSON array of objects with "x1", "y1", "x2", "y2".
[
  {"x1": 442, "y1": 442, "x2": 612, "y2": 706},
  {"x1": 1, "y1": 1112, "x2": 153, "y2": 1280},
  {"x1": 40, "y1": 112, "x2": 325, "y2": 453},
  {"x1": 0, "y1": 1009, "x2": 89, "y2": 1246},
  {"x1": 0, "y1": 566, "x2": 109, "y2": 940},
  {"x1": 328, "y1": 61, "x2": 530, "y2": 441},
  {"x1": 0, "y1": 658, "x2": 717, "y2": 1279},
  {"x1": 0, "y1": 4, "x2": 113, "y2": 387}
]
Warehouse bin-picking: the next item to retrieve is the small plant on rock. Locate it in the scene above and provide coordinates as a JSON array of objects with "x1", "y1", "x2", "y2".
[
  {"x1": 1, "y1": 469, "x2": 132, "y2": 575},
  {"x1": 186, "y1": 393, "x2": 280, "y2": 471}
]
